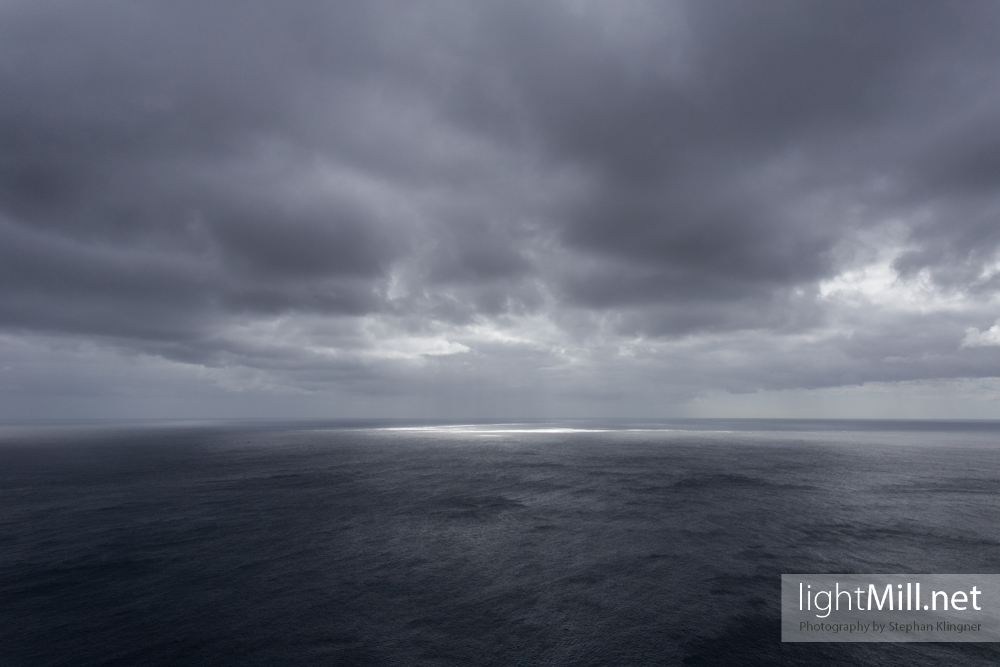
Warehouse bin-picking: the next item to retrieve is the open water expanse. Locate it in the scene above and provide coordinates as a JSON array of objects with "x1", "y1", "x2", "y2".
[{"x1": 3, "y1": 419, "x2": 1000, "y2": 666}]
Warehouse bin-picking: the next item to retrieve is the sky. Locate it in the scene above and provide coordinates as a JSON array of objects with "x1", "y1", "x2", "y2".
[{"x1": 3, "y1": 0, "x2": 1000, "y2": 420}]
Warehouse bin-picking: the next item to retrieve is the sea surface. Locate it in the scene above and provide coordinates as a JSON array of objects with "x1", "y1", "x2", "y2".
[{"x1": 3, "y1": 419, "x2": 1000, "y2": 666}]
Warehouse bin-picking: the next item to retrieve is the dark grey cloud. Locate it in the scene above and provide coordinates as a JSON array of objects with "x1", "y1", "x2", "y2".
[{"x1": 3, "y1": 0, "x2": 1000, "y2": 417}]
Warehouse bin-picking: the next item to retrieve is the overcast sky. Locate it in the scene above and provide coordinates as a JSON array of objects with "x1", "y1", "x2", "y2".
[{"x1": 3, "y1": 0, "x2": 1000, "y2": 420}]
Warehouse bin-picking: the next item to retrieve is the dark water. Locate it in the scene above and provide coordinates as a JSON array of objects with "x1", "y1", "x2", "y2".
[{"x1": 3, "y1": 420, "x2": 1000, "y2": 666}]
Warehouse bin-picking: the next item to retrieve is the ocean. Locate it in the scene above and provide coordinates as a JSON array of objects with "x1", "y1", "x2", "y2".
[{"x1": 2, "y1": 419, "x2": 1000, "y2": 665}]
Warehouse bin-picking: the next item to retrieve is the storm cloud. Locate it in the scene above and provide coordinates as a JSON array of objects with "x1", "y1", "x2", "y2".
[{"x1": 3, "y1": 0, "x2": 1000, "y2": 418}]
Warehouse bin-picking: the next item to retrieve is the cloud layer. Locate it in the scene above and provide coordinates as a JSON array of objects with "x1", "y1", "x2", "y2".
[{"x1": 3, "y1": 1, "x2": 1000, "y2": 418}]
